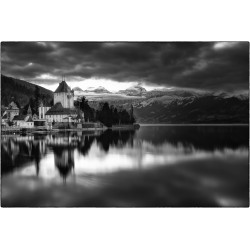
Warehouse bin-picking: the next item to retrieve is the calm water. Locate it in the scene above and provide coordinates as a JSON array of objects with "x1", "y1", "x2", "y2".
[{"x1": 1, "y1": 125, "x2": 249, "y2": 207}]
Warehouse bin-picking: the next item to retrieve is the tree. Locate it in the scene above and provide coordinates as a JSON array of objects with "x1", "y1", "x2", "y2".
[
  {"x1": 34, "y1": 85, "x2": 40, "y2": 114},
  {"x1": 129, "y1": 104, "x2": 136, "y2": 123},
  {"x1": 95, "y1": 102, "x2": 135, "y2": 126},
  {"x1": 76, "y1": 96, "x2": 95, "y2": 122},
  {"x1": 113, "y1": 107, "x2": 119, "y2": 124},
  {"x1": 22, "y1": 97, "x2": 35, "y2": 115},
  {"x1": 96, "y1": 102, "x2": 112, "y2": 127}
]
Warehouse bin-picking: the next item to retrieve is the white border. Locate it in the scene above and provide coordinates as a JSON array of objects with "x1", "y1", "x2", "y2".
[{"x1": 0, "y1": 1, "x2": 249, "y2": 250}]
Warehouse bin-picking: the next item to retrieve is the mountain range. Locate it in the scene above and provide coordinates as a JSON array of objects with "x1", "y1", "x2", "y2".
[
  {"x1": 117, "y1": 85, "x2": 147, "y2": 96},
  {"x1": 1, "y1": 75, "x2": 249, "y2": 124},
  {"x1": 73, "y1": 86, "x2": 111, "y2": 94},
  {"x1": 132, "y1": 94, "x2": 249, "y2": 123}
]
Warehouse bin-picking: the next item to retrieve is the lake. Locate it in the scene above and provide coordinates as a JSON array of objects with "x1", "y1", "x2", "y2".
[{"x1": 1, "y1": 125, "x2": 249, "y2": 207}]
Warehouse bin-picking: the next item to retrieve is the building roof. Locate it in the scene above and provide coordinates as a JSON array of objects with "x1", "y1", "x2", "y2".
[
  {"x1": 26, "y1": 116, "x2": 33, "y2": 122},
  {"x1": 54, "y1": 81, "x2": 72, "y2": 93},
  {"x1": 8, "y1": 101, "x2": 19, "y2": 110},
  {"x1": 12, "y1": 115, "x2": 33, "y2": 122},
  {"x1": 45, "y1": 102, "x2": 78, "y2": 115},
  {"x1": 27, "y1": 105, "x2": 32, "y2": 115},
  {"x1": 12, "y1": 115, "x2": 27, "y2": 121},
  {"x1": 1, "y1": 107, "x2": 6, "y2": 116}
]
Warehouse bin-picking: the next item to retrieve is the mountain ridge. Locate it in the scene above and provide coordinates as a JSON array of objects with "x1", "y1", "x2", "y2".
[
  {"x1": 1, "y1": 75, "x2": 248, "y2": 124},
  {"x1": 1, "y1": 75, "x2": 53, "y2": 107}
]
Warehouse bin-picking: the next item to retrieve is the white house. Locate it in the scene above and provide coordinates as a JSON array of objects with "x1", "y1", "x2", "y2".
[{"x1": 12, "y1": 115, "x2": 34, "y2": 128}]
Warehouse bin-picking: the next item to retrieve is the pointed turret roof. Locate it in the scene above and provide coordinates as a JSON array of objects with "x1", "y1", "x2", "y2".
[
  {"x1": 8, "y1": 101, "x2": 19, "y2": 110},
  {"x1": 27, "y1": 105, "x2": 32, "y2": 115},
  {"x1": 54, "y1": 81, "x2": 71, "y2": 93},
  {"x1": 45, "y1": 102, "x2": 78, "y2": 115}
]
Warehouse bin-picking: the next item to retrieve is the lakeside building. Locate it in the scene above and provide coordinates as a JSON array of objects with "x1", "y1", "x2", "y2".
[
  {"x1": 12, "y1": 105, "x2": 34, "y2": 128},
  {"x1": 38, "y1": 102, "x2": 51, "y2": 119},
  {"x1": 43, "y1": 80, "x2": 83, "y2": 123},
  {"x1": 1, "y1": 103, "x2": 35, "y2": 128},
  {"x1": 12, "y1": 115, "x2": 34, "y2": 128},
  {"x1": 1, "y1": 113, "x2": 8, "y2": 126},
  {"x1": 3, "y1": 101, "x2": 20, "y2": 122},
  {"x1": 1, "y1": 80, "x2": 84, "y2": 128}
]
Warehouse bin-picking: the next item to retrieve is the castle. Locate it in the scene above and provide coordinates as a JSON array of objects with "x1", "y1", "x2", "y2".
[
  {"x1": 2, "y1": 79, "x2": 84, "y2": 128},
  {"x1": 42, "y1": 80, "x2": 82, "y2": 123}
]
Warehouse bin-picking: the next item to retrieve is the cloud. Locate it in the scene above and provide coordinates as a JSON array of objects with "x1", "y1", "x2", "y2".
[{"x1": 1, "y1": 41, "x2": 249, "y2": 92}]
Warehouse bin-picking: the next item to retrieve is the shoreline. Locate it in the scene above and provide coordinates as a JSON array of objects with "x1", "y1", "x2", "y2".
[
  {"x1": 1, "y1": 123, "x2": 248, "y2": 135},
  {"x1": 1, "y1": 124, "x2": 140, "y2": 135},
  {"x1": 139, "y1": 123, "x2": 249, "y2": 126}
]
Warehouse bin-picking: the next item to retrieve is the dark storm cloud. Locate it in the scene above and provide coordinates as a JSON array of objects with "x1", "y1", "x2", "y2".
[{"x1": 1, "y1": 41, "x2": 249, "y2": 91}]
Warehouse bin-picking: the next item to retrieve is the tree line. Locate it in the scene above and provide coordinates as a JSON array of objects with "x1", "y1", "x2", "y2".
[
  {"x1": 75, "y1": 96, "x2": 136, "y2": 127},
  {"x1": 22, "y1": 86, "x2": 53, "y2": 115}
]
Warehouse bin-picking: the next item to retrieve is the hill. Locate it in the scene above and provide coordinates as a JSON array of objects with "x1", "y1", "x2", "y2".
[
  {"x1": 1, "y1": 75, "x2": 53, "y2": 107},
  {"x1": 133, "y1": 95, "x2": 249, "y2": 124},
  {"x1": 89, "y1": 90, "x2": 249, "y2": 124}
]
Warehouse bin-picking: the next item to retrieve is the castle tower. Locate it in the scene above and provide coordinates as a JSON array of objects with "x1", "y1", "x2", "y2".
[
  {"x1": 38, "y1": 101, "x2": 50, "y2": 119},
  {"x1": 27, "y1": 105, "x2": 32, "y2": 116},
  {"x1": 54, "y1": 80, "x2": 74, "y2": 109}
]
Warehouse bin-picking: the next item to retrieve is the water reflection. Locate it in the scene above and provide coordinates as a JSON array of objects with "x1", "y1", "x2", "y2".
[{"x1": 1, "y1": 126, "x2": 249, "y2": 207}]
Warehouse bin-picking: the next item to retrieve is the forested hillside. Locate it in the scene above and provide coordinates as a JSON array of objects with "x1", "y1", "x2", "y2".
[{"x1": 1, "y1": 75, "x2": 53, "y2": 107}]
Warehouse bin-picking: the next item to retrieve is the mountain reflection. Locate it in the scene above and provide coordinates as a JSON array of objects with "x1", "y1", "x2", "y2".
[
  {"x1": 1, "y1": 126, "x2": 248, "y2": 177},
  {"x1": 136, "y1": 126, "x2": 249, "y2": 150},
  {"x1": 96, "y1": 130, "x2": 135, "y2": 152},
  {"x1": 1, "y1": 126, "x2": 249, "y2": 207}
]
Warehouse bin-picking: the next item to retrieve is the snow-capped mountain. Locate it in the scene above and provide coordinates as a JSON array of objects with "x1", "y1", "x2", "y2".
[
  {"x1": 145, "y1": 88, "x2": 205, "y2": 99},
  {"x1": 72, "y1": 87, "x2": 84, "y2": 96},
  {"x1": 118, "y1": 85, "x2": 147, "y2": 96},
  {"x1": 132, "y1": 92, "x2": 249, "y2": 123},
  {"x1": 72, "y1": 87, "x2": 84, "y2": 92},
  {"x1": 84, "y1": 86, "x2": 111, "y2": 93},
  {"x1": 88, "y1": 90, "x2": 248, "y2": 124},
  {"x1": 84, "y1": 87, "x2": 96, "y2": 92},
  {"x1": 212, "y1": 91, "x2": 249, "y2": 100},
  {"x1": 71, "y1": 83, "x2": 248, "y2": 123}
]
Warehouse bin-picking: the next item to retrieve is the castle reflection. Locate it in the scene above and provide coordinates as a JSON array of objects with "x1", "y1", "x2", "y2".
[
  {"x1": 1, "y1": 126, "x2": 248, "y2": 182},
  {"x1": 1, "y1": 129, "x2": 136, "y2": 180},
  {"x1": 53, "y1": 146, "x2": 74, "y2": 181},
  {"x1": 1, "y1": 126, "x2": 249, "y2": 207}
]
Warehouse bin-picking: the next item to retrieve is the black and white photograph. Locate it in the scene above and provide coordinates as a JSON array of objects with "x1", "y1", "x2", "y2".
[
  {"x1": 1, "y1": 1, "x2": 250, "y2": 250},
  {"x1": 1, "y1": 41, "x2": 249, "y2": 207}
]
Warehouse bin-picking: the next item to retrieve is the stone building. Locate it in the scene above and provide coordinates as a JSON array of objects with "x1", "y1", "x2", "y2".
[
  {"x1": 4, "y1": 101, "x2": 20, "y2": 121},
  {"x1": 54, "y1": 80, "x2": 74, "y2": 109},
  {"x1": 12, "y1": 114, "x2": 34, "y2": 128},
  {"x1": 38, "y1": 102, "x2": 51, "y2": 119},
  {"x1": 44, "y1": 80, "x2": 82, "y2": 123}
]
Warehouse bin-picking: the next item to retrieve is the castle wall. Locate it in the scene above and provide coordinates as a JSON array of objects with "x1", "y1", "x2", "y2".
[
  {"x1": 39, "y1": 107, "x2": 50, "y2": 119},
  {"x1": 45, "y1": 114, "x2": 76, "y2": 123},
  {"x1": 54, "y1": 92, "x2": 74, "y2": 108}
]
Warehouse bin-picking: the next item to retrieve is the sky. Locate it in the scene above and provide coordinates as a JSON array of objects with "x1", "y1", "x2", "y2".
[{"x1": 1, "y1": 42, "x2": 249, "y2": 93}]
